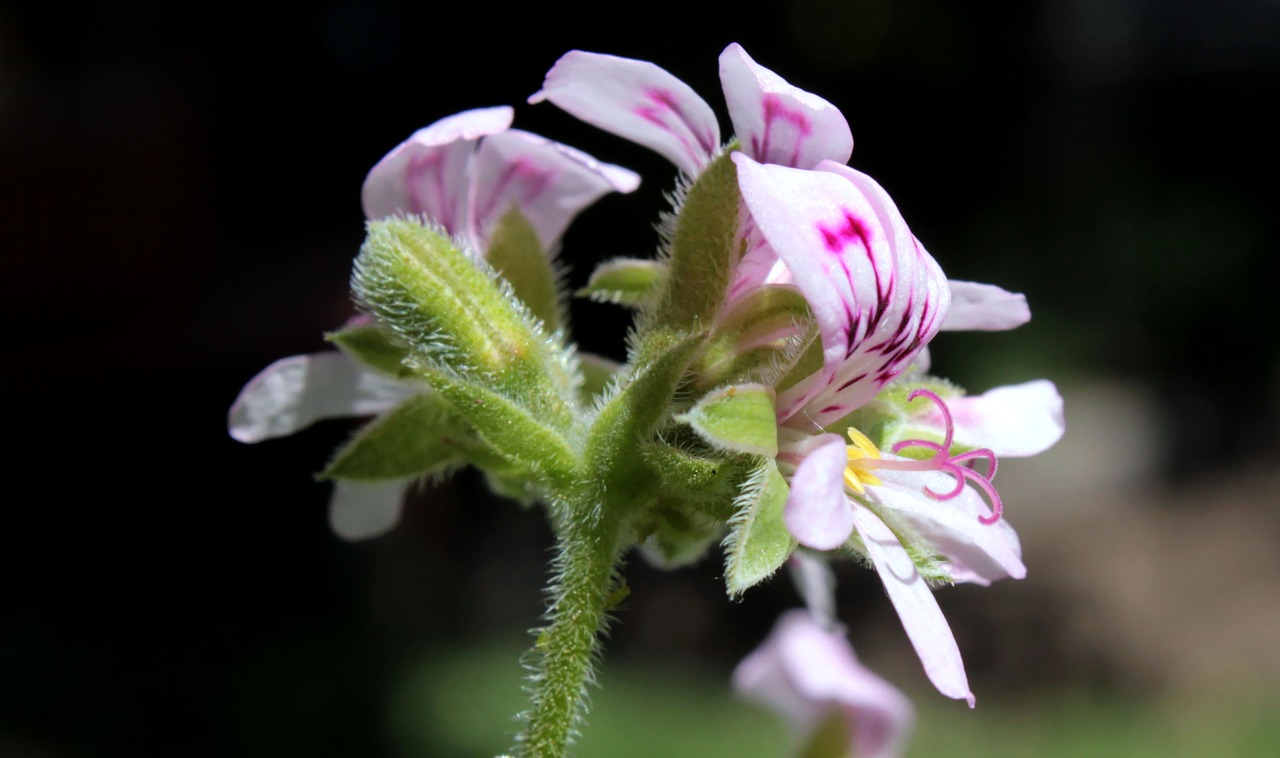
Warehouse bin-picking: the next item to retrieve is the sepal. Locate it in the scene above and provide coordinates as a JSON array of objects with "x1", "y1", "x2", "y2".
[
  {"x1": 320, "y1": 391, "x2": 467, "y2": 482},
  {"x1": 325, "y1": 320, "x2": 413, "y2": 378},
  {"x1": 723, "y1": 456, "x2": 796, "y2": 596},
  {"x1": 576, "y1": 258, "x2": 667, "y2": 308},
  {"x1": 676, "y1": 383, "x2": 778, "y2": 457},
  {"x1": 485, "y1": 208, "x2": 565, "y2": 331}
]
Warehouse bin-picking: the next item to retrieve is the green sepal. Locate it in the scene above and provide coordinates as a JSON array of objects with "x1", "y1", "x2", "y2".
[
  {"x1": 716, "y1": 285, "x2": 812, "y2": 347},
  {"x1": 723, "y1": 457, "x2": 796, "y2": 596},
  {"x1": 676, "y1": 383, "x2": 778, "y2": 457},
  {"x1": 320, "y1": 391, "x2": 466, "y2": 482},
  {"x1": 416, "y1": 365, "x2": 581, "y2": 495},
  {"x1": 325, "y1": 320, "x2": 412, "y2": 378},
  {"x1": 576, "y1": 258, "x2": 667, "y2": 308},
  {"x1": 352, "y1": 217, "x2": 580, "y2": 436},
  {"x1": 651, "y1": 148, "x2": 743, "y2": 330},
  {"x1": 486, "y1": 209, "x2": 564, "y2": 332},
  {"x1": 584, "y1": 329, "x2": 706, "y2": 510}
]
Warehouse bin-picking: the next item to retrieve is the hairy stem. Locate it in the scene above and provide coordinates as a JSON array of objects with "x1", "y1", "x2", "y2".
[{"x1": 514, "y1": 508, "x2": 624, "y2": 757}]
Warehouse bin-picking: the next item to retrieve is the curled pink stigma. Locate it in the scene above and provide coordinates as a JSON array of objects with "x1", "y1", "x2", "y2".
[{"x1": 889, "y1": 389, "x2": 1003, "y2": 525}]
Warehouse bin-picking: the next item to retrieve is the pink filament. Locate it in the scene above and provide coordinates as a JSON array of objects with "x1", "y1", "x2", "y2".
[{"x1": 887, "y1": 388, "x2": 1004, "y2": 525}]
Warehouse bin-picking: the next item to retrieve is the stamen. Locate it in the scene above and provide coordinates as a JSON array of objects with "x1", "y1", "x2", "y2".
[{"x1": 887, "y1": 388, "x2": 1004, "y2": 525}]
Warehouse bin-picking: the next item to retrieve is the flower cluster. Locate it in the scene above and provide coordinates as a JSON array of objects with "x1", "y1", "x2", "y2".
[{"x1": 230, "y1": 42, "x2": 1063, "y2": 758}]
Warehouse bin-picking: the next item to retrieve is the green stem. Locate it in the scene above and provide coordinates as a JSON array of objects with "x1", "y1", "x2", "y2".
[{"x1": 514, "y1": 509, "x2": 623, "y2": 757}]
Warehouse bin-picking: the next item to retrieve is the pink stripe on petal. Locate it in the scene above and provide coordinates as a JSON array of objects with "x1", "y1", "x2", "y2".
[
  {"x1": 530, "y1": 51, "x2": 719, "y2": 176},
  {"x1": 719, "y1": 43, "x2": 853, "y2": 169}
]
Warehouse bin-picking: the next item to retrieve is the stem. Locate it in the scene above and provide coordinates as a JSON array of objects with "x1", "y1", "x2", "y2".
[{"x1": 514, "y1": 508, "x2": 623, "y2": 757}]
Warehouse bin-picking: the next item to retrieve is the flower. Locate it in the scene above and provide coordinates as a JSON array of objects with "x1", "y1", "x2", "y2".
[
  {"x1": 735, "y1": 154, "x2": 1064, "y2": 704},
  {"x1": 229, "y1": 108, "x2": 638, "y2": 539},
  {"x1": 734, "y1": 609, "x2": 914, "y2": 758}
]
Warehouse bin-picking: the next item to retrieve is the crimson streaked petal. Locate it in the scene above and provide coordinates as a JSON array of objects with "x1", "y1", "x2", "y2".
[
  {"x1": 734, "y1": 155, "x2": 949, "y2": 427},
  {"x1": 361, "y1": 106, "x2": 514, "y2": 229},
  {"x1": 852, "y1": 506, "x2": 974, "y2": 705},
  {"x1": 529, "y1": 51, "x2": 719, "y2": 176},
  {"x1": 469, "y1": 129, "x2": 640, "y2": 251},
  {"x1": 719, "y1": 43, "x2": 853, "y2": 169},
  {"x1": 942, "y1": 280, "x2": 1030, "y2": 331}
]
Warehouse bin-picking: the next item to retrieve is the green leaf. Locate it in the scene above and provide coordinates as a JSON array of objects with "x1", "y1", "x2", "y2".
[
  {"x1": 321, "y1": 391, "x2": 467, "y2": 481},
  {"x1": 325, "y1": 321, "x2": 412, "y2": 377},
  {"x1": 676, "y1": 383, "x2": 778, "y2": 457},
  {"x1": 576, "y1": 258, "x2": 667, "y2": 307},
  {"x1": 723, "y1": 457, "x2": 795, "y2": 596},
  {"x1": 486, "y1": 209, "x2": 564, "y2": 332},
  {"x1": 651, "y1": 148, "x2": 744, "y2": 330}
]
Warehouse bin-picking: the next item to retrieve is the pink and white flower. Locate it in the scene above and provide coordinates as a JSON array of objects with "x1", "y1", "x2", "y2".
[
  {"x1": 229, "y1": 109, "x2": 638, "y2": 539},
  {"x1": 735, "y1": 155, "x2": 1064, "y2": 704},
  {"x1": 735, "y1": 609, "x2": 914, "y2": 758}
]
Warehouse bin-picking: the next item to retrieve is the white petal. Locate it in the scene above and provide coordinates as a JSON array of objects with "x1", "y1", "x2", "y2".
[
  {"x1": 529, "y1": 51, "x2": 719, "y2": 176},
  {"x1": 783, "y1": 434, "x2": 855, "y2": 550},
  {"x1": 915, "y1": 380, "x2": 1065, "y2": 457},
  {"x1": 942, "y1": 280, "x2": 1030, "y2": 331},
  {"x1": 328, "y1": 479, "x2": 407, "y2": 540},
  {"x1": 469, "y1": 128, "x2": 640, "y2": 250},
  {"x1": 852, "y1": 506, "x2": 974, "y2": 705},
  {"x1": 719, "y1": 43, "x2": 853, "y2": 169},
  {"x1": 228, "y1": 352, "x2": 415, "y2": 443},
  {"x1": 361, "y1": 106, "x2": 514, "y2": 230},
  {"x1": 735, "y1": 609, "x2": 915, "y2": 758},
  {"x1": 869, "y1": 467, "x2": 1026, "y2": 586}
]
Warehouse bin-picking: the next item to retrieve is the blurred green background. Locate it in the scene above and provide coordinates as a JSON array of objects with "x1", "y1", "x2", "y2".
[{"x1": 3, "y1": 0, "x2": 1278, "y2": 755}]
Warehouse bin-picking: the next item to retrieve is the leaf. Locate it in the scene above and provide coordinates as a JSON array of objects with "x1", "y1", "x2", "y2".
[{"x1": 723, "y1": 457, "x2": 796, "y2": 596}]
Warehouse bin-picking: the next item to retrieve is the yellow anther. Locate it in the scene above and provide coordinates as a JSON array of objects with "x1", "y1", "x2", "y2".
[{"x1": 843, "y1": 427, "x2": 883, "y2": 494}]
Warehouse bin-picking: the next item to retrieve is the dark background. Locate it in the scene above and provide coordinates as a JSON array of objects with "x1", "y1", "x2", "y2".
[{"x1": 4, "y1": 0, "x2": 1278, "y2": 755}]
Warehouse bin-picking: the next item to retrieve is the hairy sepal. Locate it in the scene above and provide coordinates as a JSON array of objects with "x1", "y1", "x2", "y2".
[
  {"x1": 320, "y1": 391, "x2": 467, "y2": 482},
  {"x1": 676, "y1": 383, "x2": 778, "y2": 457},
  {"x1": 486, "y1": 209, "x2": 566, "y2": 333},
  {"x1": 577, "y1": 258, "x2": 668, "y2": 308},
  {"x1": 325, "y1": 320, "x2": 413, "y2": 378},
  {"x1": 723, "y1": 456, "x2": 796, "y2": 596},
  {"x1": 650, "y1": 148, "x2": 744, "y2": 331}
]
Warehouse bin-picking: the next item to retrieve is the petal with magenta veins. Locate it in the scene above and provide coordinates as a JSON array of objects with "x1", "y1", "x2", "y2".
[
  {"x1": 912, "y1": 380, "x2": 1065, "y2": 458},
  {"x1": 783, "y1": 433, "x2": 854, "y2": 550},
  {"x1": 868, "y1": 465, "x2": 1026, "y2": 586},
  {"x1": 735, "y1": 155, "x2": 948, "y2": 427},
  {"x1": 361, "y1": 106, "x2": 514, "y2": 229},
  {"x1": 329, "y1": 478, "x2": 407, "y2": 541},
  {"x1": 529, "y1": 51, "x2": 720, "y2": 177},
  {"x1": 942, "y1": 280, "x2": 1030, "y2": 331},
  {"x1": 719, "y1": 43, "x2": 853, "y2": 170},
  {"x1": 852, "y1": 505, "x2": 975, "y2": 706},
  {"x1": 228, "y1": 352, "x2": 417, "y2": 443},
  {"x1": 469, "y1": 129, "x2": 640, "y2": 251}
]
